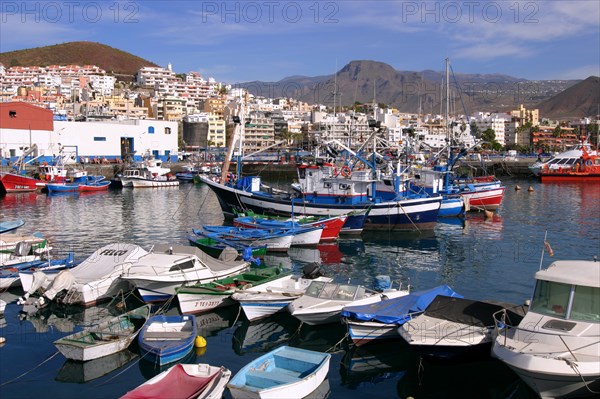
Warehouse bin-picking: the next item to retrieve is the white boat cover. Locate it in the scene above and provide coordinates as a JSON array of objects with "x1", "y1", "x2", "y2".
[{"x1": 23, "y1": 243, "x2": 148, "y2": 301}]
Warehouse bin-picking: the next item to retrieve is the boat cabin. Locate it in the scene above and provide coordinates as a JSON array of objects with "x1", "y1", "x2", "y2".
[
  {"x1": 530, "y1": 260, "x2": 600, "y2": 324},
  {"x1": 305, "y1": 281, "x2": 368, "y2": 302}
]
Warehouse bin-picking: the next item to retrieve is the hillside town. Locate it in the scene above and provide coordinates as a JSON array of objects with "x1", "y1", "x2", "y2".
[{"x1": 1, "y1": 62, "x2": 598, "y2": 165}]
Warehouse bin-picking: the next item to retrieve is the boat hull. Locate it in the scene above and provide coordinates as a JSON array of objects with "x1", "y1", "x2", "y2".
[
  {"x1": 345, "y1": 320, "x2": 400, "y2": 346},
  {"x1": 130, "y1": 178, "x2": 179, "y2": 188},
  {"x1": 540, "y1": 173, "x2": 600, "y2": 183},
  {"x1": 0, "y1": 173, "x2": 45, "y2": 193},
  {"x1": 462, "y1": 187, "x2": 505, "y2": 211},
  {"x1": 492, "y1": 341, "x2": 600, "y2": 398}
]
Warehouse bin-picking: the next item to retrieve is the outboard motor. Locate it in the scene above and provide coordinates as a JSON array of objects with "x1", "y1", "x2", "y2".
[
  {"x1": 374, "y1": 275, "x2": 391, "y2": 292},
  {"x1": 302, "y1": 263, "x2": 322, "y2": 279}
]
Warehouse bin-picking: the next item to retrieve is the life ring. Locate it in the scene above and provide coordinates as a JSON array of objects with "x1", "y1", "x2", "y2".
[
  {"x1": 585, "y1": 159, "x2": 593, "y2": 167},
  {"x1": 340, "y1": 166, "x2": 351, "y2": 178}
]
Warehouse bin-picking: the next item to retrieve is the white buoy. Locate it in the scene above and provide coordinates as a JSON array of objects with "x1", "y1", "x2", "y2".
[
  {"x1": 0, "y1": 337, "x2": 6, "y2": 345},
  {"x1": 528, "y1": 186, "x2": 534, "y2": 192},
  {"x1": 515, "y1": 185, "x2": 521, "y2": 191}
]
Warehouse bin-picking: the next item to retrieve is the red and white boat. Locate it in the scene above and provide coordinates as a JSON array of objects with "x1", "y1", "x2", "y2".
[
  {"x1": 0, "y1": 145, "x2": 67, "y2": 193},
  {"x1": 461, "y1": 186, "x2": 505, "y2": 211}
]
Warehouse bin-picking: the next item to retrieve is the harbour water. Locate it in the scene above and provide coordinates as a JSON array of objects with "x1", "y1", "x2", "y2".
[{"x1": 0, "y1": 177, "x2": 598, "y2": 398}]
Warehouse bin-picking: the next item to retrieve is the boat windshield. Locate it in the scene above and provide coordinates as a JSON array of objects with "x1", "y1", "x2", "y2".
[
  {"x1": 305, "y1": 282, "x2": 361, "y2": 300},
  {"x1": 530, "y1": 280, "x2": 600, "y2": 322}
]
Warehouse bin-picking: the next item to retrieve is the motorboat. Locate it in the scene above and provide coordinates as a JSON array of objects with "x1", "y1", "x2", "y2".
[
  {"x1": 492, "y1": 259, "x2": 600, "y2": 398},
  {"x1": 288, "y1": 276, "x2": 410, "y2": 326},
  {"x1": 530, "y1": 141, "x2": 598, "y2": 176},
  {"x1": 18, "y1": 243, "x2": 148, "y2": 307},
  {"x1": 121, "y1": 244, "x2": 250, "y2": 302},
  {"x1": 398, "y1": 295, "x2": 527, "y2": 359},
  {"x1": 232, "y1": 263, "x2": 333, "y2": 322},
  {"x1": 341, "y1": 285, "x2": 462, "y2": 346}
]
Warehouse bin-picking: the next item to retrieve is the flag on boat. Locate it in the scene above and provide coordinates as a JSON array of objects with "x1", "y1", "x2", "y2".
[{"x1": 544, "y1": 240, "x2": 554, "y2": 257}]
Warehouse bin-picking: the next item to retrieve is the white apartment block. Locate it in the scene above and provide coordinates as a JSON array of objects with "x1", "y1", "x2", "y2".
[
  {"x1": 472, "y1": 112, "x2": 508, "y2": 146},
  {"x1": 136, "y1": 66, "x2": 177, "y2": 87},
  {"x1": 89, "y1": 75, "x2": 117, "y2": 95}
]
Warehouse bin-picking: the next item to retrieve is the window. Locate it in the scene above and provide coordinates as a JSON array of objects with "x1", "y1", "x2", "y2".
[
  {"x1": 530, "y1": 280, "x2": 571, "y2": 319},
  {"x1": 9, "y1": 110, "x2": 16, "y2": 118},
  {"x1": 93, "y1": 137, "x2": 106, "y2": 141},
  {"x1": 165, "y1": 127, "x2": 171, "y2": 134},
  {"x1": 148, "y1": 126, "x2": 155, "y2": 134},
  {"x1": 169, "y1": 260, "x2": 195, "y2": 272},
  {"x1": 571, "y1": 285, "x2": 600, "y2": 321}
]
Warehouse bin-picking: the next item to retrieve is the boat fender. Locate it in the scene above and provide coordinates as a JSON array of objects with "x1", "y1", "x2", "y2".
[
  {"x1": 0, "y1": 337, "x2": 5, "y2": 345},
  {"x1": 194, "y1": 335, "x2": 207, "y2": 348}
]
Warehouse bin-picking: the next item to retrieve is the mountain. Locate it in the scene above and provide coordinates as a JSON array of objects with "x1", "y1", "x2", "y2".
[
  {"x1": 535, "y1": 76, "x2": 600, "y2": 119},
  {"x1": 240, "y1": 60, "x2": 581, "y2": 115},
  {"x1": 0, "y1": 41, "x2": 158, "y2": 78}
]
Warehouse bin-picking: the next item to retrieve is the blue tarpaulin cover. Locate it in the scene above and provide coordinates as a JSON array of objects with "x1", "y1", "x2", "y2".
[{"x1": 340, "y1": 285, "x2": 462, "y2": 325}]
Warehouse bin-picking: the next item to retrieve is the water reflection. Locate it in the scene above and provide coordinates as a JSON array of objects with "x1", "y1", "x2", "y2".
[
  {"x1": 340, "y1": 341, "x2": 414, "y2": 389},
  {"x1": 138, "y1": 345, "x2": 197, "y2": 380},
  {"x1": 55, "y1": 350, "x2": 138, "y2": 383},
  {"x1": 288, "y1": 322, "x2": 347, "y2": 354},
  {"x1": 232, "y1": 312, "x2": 300, "y2": 355},
  {"x1": 195, "y1": 305, "x2": 239, "y2": 338},
  {"x1": 396, "y1": 355, "x2": 538, "y2": 399},
  {"x1": 19, "y1": 302, "x2": 115, "y2": 333}
]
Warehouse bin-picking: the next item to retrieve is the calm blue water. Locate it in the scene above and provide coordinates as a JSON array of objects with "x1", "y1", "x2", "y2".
[{"x1": 0, "y1": 178, "x2": 598, "y2": 399}]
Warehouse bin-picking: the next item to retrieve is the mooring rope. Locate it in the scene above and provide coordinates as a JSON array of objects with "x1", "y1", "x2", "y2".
[{"x1": 0, "y1": 351, "x2": 60, "y2": 386}]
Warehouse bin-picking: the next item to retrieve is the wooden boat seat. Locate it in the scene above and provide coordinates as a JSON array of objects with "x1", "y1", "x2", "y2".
[
  {"x1": 273, "y1": 352, "x2": 320, "y2": 374},
  {"x1": 245, "y1": 369, "x2": 299, "y2": 388},
  {"x1": 143, "y1": 331, "x2": 193, "y2": 340}
]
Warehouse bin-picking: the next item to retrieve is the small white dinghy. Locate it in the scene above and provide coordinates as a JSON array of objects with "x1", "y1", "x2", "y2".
[{"x1": 53, "y1": 305, "x2": 151, "y2": 361}]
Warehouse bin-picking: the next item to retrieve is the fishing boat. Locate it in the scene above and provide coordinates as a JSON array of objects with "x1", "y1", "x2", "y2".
[
  {"x1": 176, "y1": 266, "x2": 289, "y2": 314},
  {"x1": 120, "y1": 154, "x2": 173, "y2": 187},
  {"x1": 492, "y1": 259, "x2": 600, "y2": 398},
  {"x1": 200, "y1": 109, "x2": 441, "y2": 233},
  {"x1": 121, "y1": 363, "x2": 231, "y2": 399},
  {"x1": 0, "y1": 144, "x2": 68, "y2": 193},
  {"x1": 1, "y1": 251, "x2": 75, "y2": 290},
  {"x1": 341, "y1": 285, "x2": 462, "y2": 346},
  {"x1": 130, "y1": 174, "x2": 180, "y2": 188},
  {"x1": 121, "y1": 244, "x2": 250, "y2": 303},
  {"x1": 232, "y1": 263, "x2": 333, "y2": 322},
  {"x1": 18, "y1": 243, "x2": 149, "y2": 308},
  {"x1": 234, "y1": 212, "x2": 347, "y2": 243},
  {"x1": 198, "y1": 227, "x2": 294, "y2": 253},
  {"x1": 0, "y1": 220, "x2": 24, "y2": 234},
  {"x1": 138, "y1": 314, "x2": 197, "y2": 366},
  {"x1": 538, "y1": 146, "x2": 600, "y2": 182},
  {"x1": 289, "y1": 276, "x2": 411, "y2": 326},
  {"x1": 398, "y1": 295, "x2": 527, "y2": 359},
  {"x1": 53, "y1": 304, "x2": 151, "y2": 361},
  {"x1": 227, "y1": 345, "x2": 331, "y2": 399},
  {"x1": 215, "y1": 221, "x2": 323, "y2": 247}
]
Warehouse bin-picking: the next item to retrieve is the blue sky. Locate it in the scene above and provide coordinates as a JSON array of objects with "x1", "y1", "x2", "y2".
[{"x1": 1, "y1": 1, "x2": 599, "y2": 83}]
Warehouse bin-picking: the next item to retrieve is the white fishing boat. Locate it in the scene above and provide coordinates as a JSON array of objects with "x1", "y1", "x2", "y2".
[
  {"x1": 289, "y1": 276, "x2": 410, "y2": 326},
  {"x1": 492, "y1": 259, "x2": 600, "y2": 398},
  {"x1": 18, "y1": 243, "x2": 148, "y2": 307},
  {"x1": 121, "y1": 244, "x2": 249, "y2": 302},
  {"x1": 53, "y1": 305, "x2": 151, "y2": 361},
  {"x1": 130, "y1": 174, "x2": 180, "y2": 188},
  {"x1": 232, "y1": 264, "x2": 333, "y2": 321}
]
